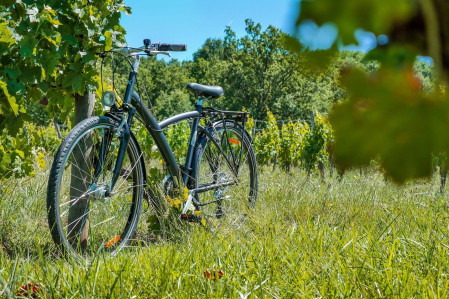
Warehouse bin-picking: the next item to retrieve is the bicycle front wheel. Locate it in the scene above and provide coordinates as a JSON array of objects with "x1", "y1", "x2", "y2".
[
  {"x1": 191, "y1": 120, "x2": 258, "y2": 228},
  {"x1": 47, "y1": 116, "x2": 144, "y2": 260}
]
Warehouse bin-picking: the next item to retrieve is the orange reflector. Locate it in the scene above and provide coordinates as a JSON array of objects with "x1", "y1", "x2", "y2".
[
  {"x1": 105, "y1": 235, "x2": 120, "y2": 248},
  {"x1": 228, "y1": 138, "x2": 240, "y2": 145}
]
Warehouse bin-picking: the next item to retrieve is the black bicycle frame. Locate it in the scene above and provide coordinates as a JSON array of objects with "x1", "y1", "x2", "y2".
[
  {"x1": 107, "y1": 55, "x2": 244, "y2": 194},
  {"x1": 130, "y1": 91, "x2": 201, "y2": 187}
]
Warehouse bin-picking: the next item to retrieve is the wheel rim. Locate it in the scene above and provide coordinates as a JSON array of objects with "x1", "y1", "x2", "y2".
[
  {"x1": 195, "y1": 126, "x2": 257, "y2": 229},
  {"x1": 54, "y1": 123, "x2": 143, "y2": 258}
]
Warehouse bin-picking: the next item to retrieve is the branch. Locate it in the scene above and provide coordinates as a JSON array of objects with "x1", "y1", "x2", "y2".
[{"x1": 420, "y1": 0, "x2": 443, "y2": 76}]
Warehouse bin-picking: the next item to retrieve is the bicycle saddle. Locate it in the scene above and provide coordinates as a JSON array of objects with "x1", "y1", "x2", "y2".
[{"x1": 187, "y1": 83, "x2": 224, "y2": 99}]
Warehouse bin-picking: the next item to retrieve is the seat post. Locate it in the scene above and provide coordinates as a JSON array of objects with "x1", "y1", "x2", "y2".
[
  {"x1": 183, "y1": 97, "x2": 204, "y2": 185},
  {"x1": 196, "y1": 97, "x2": 204, "y2": 113}
]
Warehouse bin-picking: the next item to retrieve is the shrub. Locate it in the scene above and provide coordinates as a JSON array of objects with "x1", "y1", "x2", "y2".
[
  {"x1": 301, "y1": 113, "x2": 333, "y2": 174},
  {"x1": 253, "y1": 110, "x2": 280, "y2": 165}
]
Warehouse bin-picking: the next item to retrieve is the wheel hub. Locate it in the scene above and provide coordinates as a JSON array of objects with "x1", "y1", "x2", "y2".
[{"x1": 90, "y1": 184, "x2": 110, "y2": 202}]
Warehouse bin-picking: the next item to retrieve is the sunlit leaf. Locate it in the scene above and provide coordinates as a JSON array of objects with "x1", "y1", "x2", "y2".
[{"x1": 0, "y1": 80, "x2": 18, "y2": 115}]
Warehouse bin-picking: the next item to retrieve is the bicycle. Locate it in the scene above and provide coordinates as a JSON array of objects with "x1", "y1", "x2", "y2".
[{"x1": 46, "y1": 39, "x2": 258, "y2": 260}]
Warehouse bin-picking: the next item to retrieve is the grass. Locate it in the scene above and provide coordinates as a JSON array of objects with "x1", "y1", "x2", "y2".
[{"x1": 1, "y1": 165, "x2": 449, "y2": 297}]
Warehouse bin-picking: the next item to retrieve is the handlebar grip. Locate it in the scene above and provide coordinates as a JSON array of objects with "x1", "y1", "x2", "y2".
[{"x1": 158, "y1": 43, "x2": 187, "y2": 51}]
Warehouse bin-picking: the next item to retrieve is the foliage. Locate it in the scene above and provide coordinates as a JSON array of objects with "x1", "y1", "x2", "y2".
[
  {"x1": 218, "y1": 20, "x2": 304, "y2": 120},
  {"x1": 244, "y1": 112, "x2": 254, "y2": 135},
  {"x1": 295, "y1": 0, "x2": 449, "y2": 183},
  {"x1": 0, "y1": 134, "x2": 33, "y2": 180},
  {"x1": 253, "y1": 109, "x2": 332, "y2": 174},
  {"x1": 0, "y1": 122, "x2": 60, "y2": 180},
  {"x1": 278, "y1": 121, "x2": 306, "y2": 171},
  {"x1": 253, "y1": 110, "x2": 280, "y2": 165},
  {"x1": 23, "y1": 122, "x2": 61, "y2": 154},
  {"x1": 164, "y1": 121, "x2": 190, "y2": 163},
  {"x1": 330, "y1": 68, "x2": 449, "y2": 183},
  {"x1": 0, "y1": 0, "x2": 129, "y2": 125},
  {"x1": 136, "y1": 120, "x2": 191, "y2": 165},
  {"x1": 0, "y1": 0, "x2": 129, "y2": 177},
  {"x1": 187, "y1": 20, "x2": 361, "y2": 121},
  {"x1": 301, "y1": 113, "x2": 333, "y2": 174},
  {"x1": 414, "y1": 59, "x2": 435, "y2": 92},
  {"x1": 154, "y1": 90, "x2": 194, "y2": 120}
]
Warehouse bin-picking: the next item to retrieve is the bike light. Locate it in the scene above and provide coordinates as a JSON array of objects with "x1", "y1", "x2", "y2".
[{"x1": 101, "y1": 91, "x2": 116, "y2": 107}]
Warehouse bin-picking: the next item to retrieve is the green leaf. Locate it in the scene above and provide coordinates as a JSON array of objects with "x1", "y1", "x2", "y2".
[
  {"x1": 19, "y1": 34, "x2": 38, "y2": 58},
  {"x1": 27, "y1": 86, "x2": 43, "y2": 102},
  {"x1": 18, "y1": 65, "x2": 42, "y2": 84},
  {"x1": 4, "y1": 67, "x2": 21, "y2": 80},
  {"x1": 330, "y1": 68, "x2": 449, "y2": 183},
  {"x1": 297, "y1": 0, "x2": 416, "y2": 45},
  {"x1": 40, "y1": 50, "x2": 60, "y2": 74},
  {"x1": 61, "y1": 34, "x2": 78, "y2": 47},
  {"x1": 2, "y1": 153, "x2": 11, "y2": 165},
  {"x1": 0, "y1": 22, "x2": 15, "y2": 45},
  {"x1": 104, "y1": 31, "x2": 112, "y2": 51},
  {"x1": 15, "y1": 149, "x2": 24, "y2": 159},
  {"x1": 62, "y1": 70, "x2": 84, "y2": 94},
  {"x1": 0, "y1": 80, "x2": 18, "y2": 115}
]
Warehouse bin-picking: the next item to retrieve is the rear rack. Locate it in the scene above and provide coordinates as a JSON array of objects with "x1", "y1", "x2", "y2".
[
  {"x1": 201, "y1": 107, "x2": 250, "y2": 140},
  {"x1": 201, "y1": 107, "x2": 248, "y2": 117}
]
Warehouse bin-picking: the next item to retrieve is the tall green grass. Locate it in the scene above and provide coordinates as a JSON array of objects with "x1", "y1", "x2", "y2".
[{"x1": 1, "y1": 166, "x2": 449, "y2": 297}]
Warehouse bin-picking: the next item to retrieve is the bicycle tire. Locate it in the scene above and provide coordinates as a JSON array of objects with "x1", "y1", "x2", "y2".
[
  {"x1": 190, "y1": 119, "x2": 258, "y2": 227},
  {"x1": 47, "y1": 116, "x2": 144, "y2": 260}
]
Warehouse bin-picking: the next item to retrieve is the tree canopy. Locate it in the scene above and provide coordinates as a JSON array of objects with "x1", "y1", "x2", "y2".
[
  {"x1": 0, "y1": 0, "x2": 129, "y2": 177},
  {"x1": 0, "y1": 0, "x2": 129, "y2": 133}
]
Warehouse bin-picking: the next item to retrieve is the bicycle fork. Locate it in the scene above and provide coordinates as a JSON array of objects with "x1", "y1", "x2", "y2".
[
  {"x1": 109, "y1": 107, "x2": 136, "y2": 193},
  {"x1": 91, "y1": 107, "x2": 136, "y2": 198}
]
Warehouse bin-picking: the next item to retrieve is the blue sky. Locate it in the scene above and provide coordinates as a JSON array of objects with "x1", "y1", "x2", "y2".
[
  {"x1": 121, "y1": 0, "x2": 299, "y2": 61},
  {"x1": 120, "y1": 0, "x2": 382, "y2": 61}
]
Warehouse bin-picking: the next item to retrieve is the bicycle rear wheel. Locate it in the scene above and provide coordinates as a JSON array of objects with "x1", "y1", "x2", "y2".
[
  {"x1": 191, "y1": 120, "x2": 258, "y2": 228},
  {"x1": 47, "y1": 116, "x2": 144, "y2": 260}
]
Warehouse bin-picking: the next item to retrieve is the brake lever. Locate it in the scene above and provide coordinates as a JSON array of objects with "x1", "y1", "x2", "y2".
[{"x1": 146, "y1": 50, "x2": 171, "y2": 57}]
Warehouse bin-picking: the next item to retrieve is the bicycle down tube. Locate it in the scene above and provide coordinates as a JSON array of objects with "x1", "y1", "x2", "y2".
[
  {"x1": 115, "y1": 54, "x2": 240, "y2": 195},
  {"x1": 119, "y1": 54, "x2": 182, "y2": 188},
  {"x1": 130, "y1": 91, "x2": 205, "y2": 187}
]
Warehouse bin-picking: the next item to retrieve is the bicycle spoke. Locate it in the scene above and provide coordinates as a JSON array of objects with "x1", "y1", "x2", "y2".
[
  {"x1": 193, "y1": 123, "x2": 257, "y2": 227},
  {"x1": 48, "y1": 120, "x2": 144, "y2": 260},
  {"x1": 113, "y1": 151, "x2": 143, "y2": 193}
]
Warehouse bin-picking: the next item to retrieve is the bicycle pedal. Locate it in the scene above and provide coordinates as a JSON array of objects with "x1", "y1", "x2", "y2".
[
  {"x1": 216, "y1": 206, "x2": 224, "y2": 219},
  {"x1": 181, "y1": 214, "x2": 202, "y2": 223}
]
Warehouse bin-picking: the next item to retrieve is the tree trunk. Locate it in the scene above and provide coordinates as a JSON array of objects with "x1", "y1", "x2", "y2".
[
  {"x1": 440, "y1": 165, "x2": 447, "y2": 193},
  {"x1": 318, "y1": 161, "x2": 325, "y2": 182},
  {"x1": 329, "y1": 155, "x2": 334, "y2": 178},
  {"x1": 337, "y1": 168, "x2": 345, "y2": 182},
  {"x1": 53, "y1": 117, "x2": 62, "y2": 139},
  {"x1": 68, "y1": 91, "x2": 95, "y2": 250}
]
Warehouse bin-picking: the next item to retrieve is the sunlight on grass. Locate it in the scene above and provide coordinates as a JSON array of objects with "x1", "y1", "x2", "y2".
[{"x1": 1, "y1": 166, "x2": 449, "y2": 297}]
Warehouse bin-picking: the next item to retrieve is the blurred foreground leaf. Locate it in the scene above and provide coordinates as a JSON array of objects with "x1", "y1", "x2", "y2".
[
  {"x1": 331, "y1": 68, "x2": 449, "y2": 183},
  {"x1": 298, "y1": 0, "x2": 417, "y2": 45},
  {"x1": 296, "y1": 0, "x2": 449, "y2": 183}
]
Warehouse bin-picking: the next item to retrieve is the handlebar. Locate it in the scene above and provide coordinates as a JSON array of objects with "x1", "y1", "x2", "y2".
[
  {"x1": 157, "y1": 43, "x2": 187, "y2": 52},
  {"x1": 113, "y1": 46, "x2": 146, "y2": 54},
  {"x1": 108, "y1": 41, "x2": 186, "y2": 57}
]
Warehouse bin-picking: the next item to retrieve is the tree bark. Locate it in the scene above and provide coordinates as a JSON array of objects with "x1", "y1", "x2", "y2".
[
  {"x1": 68, "y1": 91, "x2": 95, "y2": 250},
  {"x1": 53, "y1": 117, "x2": 62, "y2": 139},
  {"x1": 318, "y1": 161, "x2": 325, "y2": 182},
  {"x1": 440, "y1": 165, "x2": 447, "y2": 193}
]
